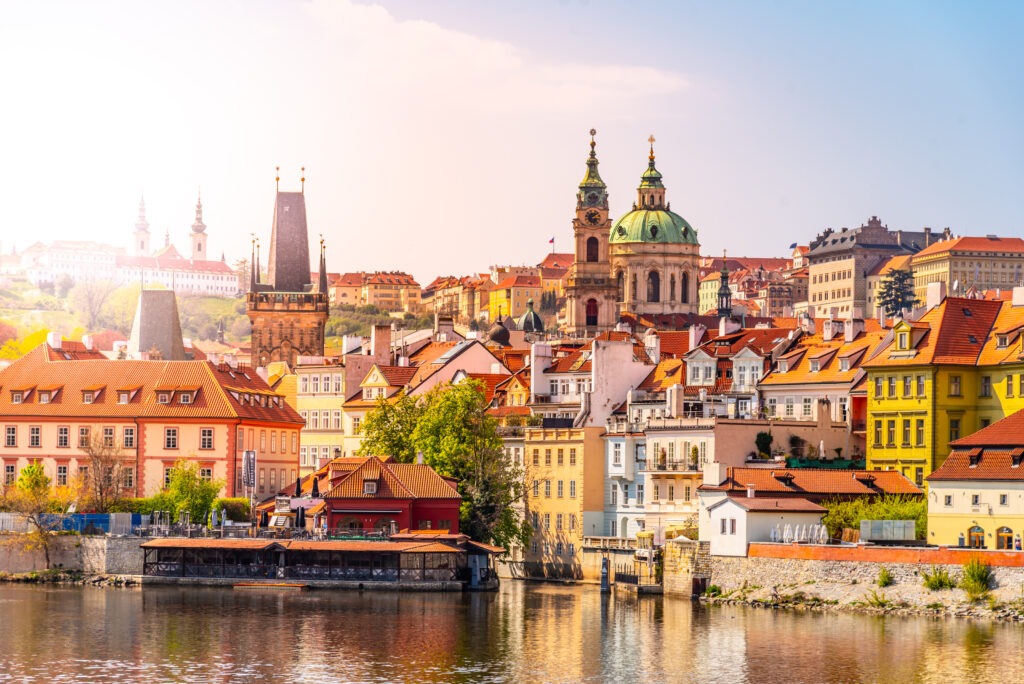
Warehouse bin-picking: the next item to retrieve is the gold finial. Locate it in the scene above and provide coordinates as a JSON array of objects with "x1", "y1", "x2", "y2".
[
  {"x1": 275, "y1": 166, "x2": 280, "y2": 191},
  {"x1": 301, "y1": 166, "x2": 306, "y2": 193},
  {"x1": 648, "y1": 134, "x2": 656, "y2": 161},
  {"x1": 319, "y1": 233, "x2": 325, "y2": 255}
]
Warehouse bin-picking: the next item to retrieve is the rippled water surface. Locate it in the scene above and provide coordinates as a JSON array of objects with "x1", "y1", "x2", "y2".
[{"x1": 0, "y1": 582, "x2": 1021, "y2": 683}]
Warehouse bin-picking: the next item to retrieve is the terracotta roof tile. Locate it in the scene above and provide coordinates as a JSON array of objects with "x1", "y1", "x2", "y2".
[
  {"x1": 914, "y1": 235, "x2": 1024, "y2": 259},
  {"x1": 323, "y1": 460, "x2": 461, "y2": 500},
  {"x1": 704, "y1": 467, "x2": 922, "y2": 496}
]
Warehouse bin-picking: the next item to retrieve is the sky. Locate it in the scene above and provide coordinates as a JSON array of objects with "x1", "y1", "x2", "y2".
[{"x1": 2, "y1": 1, "x2": 1023, "y2": 286}]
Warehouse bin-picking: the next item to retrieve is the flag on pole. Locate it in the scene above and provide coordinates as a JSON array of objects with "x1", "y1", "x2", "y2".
[
  {"x1": 548, "y1": 237, "x2": 555, "y2": 244},
  {"x1": 788, "y1": 242, "x2": 798, "y2": 250}
]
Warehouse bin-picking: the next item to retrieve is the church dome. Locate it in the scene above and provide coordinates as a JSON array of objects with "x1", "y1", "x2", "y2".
[
  {"x1": 516, "y1": 299, "x2": 544, "y2": 333},
  {"x1": 486, "y1": 319, "x2": 511, "y2": 347},
  {"x1": 610, "y1": 209, "x2": 697, "y2": 245}
]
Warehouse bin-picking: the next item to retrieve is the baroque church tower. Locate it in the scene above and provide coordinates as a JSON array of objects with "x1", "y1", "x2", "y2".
[
  {"x1": 190, "y1": 192, "x2": 207, "y2": 260},
  {"x1": 564, "y1": 130, "x2": 618, "y2": 335},
  {"x1": 133, "y1": 196, "x2": 150, "y2": 256},
  {"x1": 246, "y1": 168, "x2": 329, "y2": 368}
]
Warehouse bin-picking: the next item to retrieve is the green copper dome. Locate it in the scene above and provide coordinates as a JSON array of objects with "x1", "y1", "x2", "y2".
[{"x1": 610, "y1": 209, "x2": 697, "y2": 245}]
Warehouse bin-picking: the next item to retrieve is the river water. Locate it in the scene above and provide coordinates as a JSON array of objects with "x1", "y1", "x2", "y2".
[{"x1": 0, "y1": 582, "x2": 1020, "y2": 683}]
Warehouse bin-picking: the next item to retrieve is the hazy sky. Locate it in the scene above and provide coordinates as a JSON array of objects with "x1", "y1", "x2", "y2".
[{"x1": 2, "y1": 1, "x2": 1022, "y2": 286}]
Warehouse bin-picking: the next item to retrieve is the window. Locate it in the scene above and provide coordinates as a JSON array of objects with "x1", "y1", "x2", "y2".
[
  {"x1": 545, "y1": 449, "x2": 551, "y2": 466},
  {"x1": 82, "y1": 391, "x2": 94, "y2": 404},
  {"x1": 653, "y1": 484, "x2": 660, "y2": 501},
  {"x1": 38, "y1": 392, "x2": 49, "y2": 404},
  {"x1": 532, "y1": 480, "x2": 539, "y2": 497},
  {"x1": 103, "y1": 426, "x2": 115, "y2": 448},
  {"x1": 636, "y1": 484, "x2": 644, "y2": 504},
  {"x1": 766, "y1": 397, "x2": 777, "y2": 417},
  {"x1": 200, "y1": 428, "x2": 214, "y2": 450},
  {"x1": 944, "y1": 495, "x2": 952, "y2": 507},
  {"x1": 901, "y1": 420, "x2": 911, "y2": 446},
  {"x1": 802, "y1": 397, "x2": 813, "y2": 417},
  {"x1": 157, "y1": 393, "x2": 169, "y2": 404},
  {"x1": 164, "y1": 427, "x2": 178, "y2": 450},
  {"x1": 897, "y1": 331, "x2": 909, "y2": 349},
  {"x1": 165, "y1": 467, "x2": 174, "y2": 487},
  {"x1": 570, "y1": 480, "x2": 576, "y2": 498},
  {"x1": 29, "y1": 426, "x2": 40, "y2": 448},
  {"x1": 4, "y1": 426, "x2": 15, "y2": 448},
  {"x1": 612, "y1": 443, "x2": 622, "y2": 465},
  {"x1": 949, "y1": 418, "x2": 961, "y2": 442},
  {"x1": 78, "y1": 427, "x2": 90, "y2": 449},
  {"x1": 57, "y1": 426, "x2": 69, "y2": 448},
  {"x1": 300, "y1": 376, "x2": 309, "y2": 393},
  {"x1": 971, "y1": 494, "x2": 980, "y2": 506},
  {"x1": 200, "y1": 468, "x2": 213, "y2": 482},
  {"x1": 874, "y1": 377, "x2": 883, "y2": 398},
  {"x1": 917, "y1": 375, "x2": 926, "y2": 397},
  {"x1": 915, "y1": 419, "x2": 925, "y2": 447},
  {"x1": 333, "y1": 410, "x2": 342, "y2": 430},
  {"x1": 557, "y1": 480, "x2": 563, "y2": 498},
  {"x1": 809, "y1": 360, "x2": 819, "y2": 373},
  {"x1": 352, "y1": 418, "x2": 361, "y2": 434},
  {"x1": 840, "y1": 358, "x2": 850, "y2": 372},
  {"x1": 980, "y1": 376, "x2": 992, "y2": 398},
  {"x1": 903, "y1": 376, "x2": 913, "y2": 397},
  {"x1": 300, "y1": 447, "x2": 308, "y2": 466},
  {"x1": 544, "y1": 513, "x2": 550, "y2": 530},
  {"x1": 949, "y1": 375, "x2": 962, "y2": 397},
  {"x1": 123, "y1": 427, "x2": 135, "y2": 449},
  {"x1": 532, "y1": 449, "x2": 539, "y2": 466},
  {"x1": 179, "y1": 392, "x2": 192, "y2": 405},
  {"x1": 5, "y1": 464, "x2": 15, "y2": 485},
  {"x1": 57, "y1": 465, "x2": 68, "y2": 486},
  {"x1": 887, "y1": 377, "x2": 897, "y2": 398},
  {"x1": 610, "y1": 483, "x2": 617, "y2": 505},
  {"x1": 270, "y1": 469, "x2": 277, "y2": 489},
  {"x1": 11, "y1": 392, "x2": 21, "y2": 405},
  {"x1": 997, "y1": 526, "x2": 1014, "y2": 550},
  {"x1": 668, "y1": 485, "x2": 675, "y2": 501},
  {"x1": 1000, "y1": 494, "x2": 1009, "y2": 506},
  {"x1": 123, "y1": 467, "x2": 134, "y2": 489},
  {"x1": 557, "y1": 449, "x2": 564, "y2": 466},
  {"x1": 785, "y1": 397, "x2": 795, "y2": 417},
  {"x1": 569, "y1": 449, "x2": 576, "y2": 466},
  {"x1": 311, "y1": 376, "x2": 320, "y2": 394},
  {"x1": 886, "y1": 420, "x2": 895, "y2": 446},
  {"x1": 118, "y1": 391, "x2": 130, "y2": 404},
  {"x1": 556, "y1": 513, "x2": 563, "y2": 530},
  {"x1": 545, "y1": 480, "x2": 551, "y2": 497},
  {"x1": 1009, "y1": 376, "x2": 1015, "y2": 398}
]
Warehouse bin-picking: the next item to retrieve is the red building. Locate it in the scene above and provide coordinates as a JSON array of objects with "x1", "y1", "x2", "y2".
[{"x1": 323, "y1": 457, "x2": 462, "y2": 535}]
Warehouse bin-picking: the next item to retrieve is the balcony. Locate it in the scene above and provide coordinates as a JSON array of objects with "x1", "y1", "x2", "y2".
[
  {"x1": 582, "y1": 536, "x2": 636, "y2": 550},
  {"x1": 640, "y1": 459, "x2": 701, "y2": 473}
]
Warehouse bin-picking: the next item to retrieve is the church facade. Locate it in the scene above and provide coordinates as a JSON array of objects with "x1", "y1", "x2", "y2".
[{"x1": 564, "y1": 133, "x2": 701, "y2": 336}]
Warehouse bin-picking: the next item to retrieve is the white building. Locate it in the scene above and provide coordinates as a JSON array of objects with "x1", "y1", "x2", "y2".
[{"x1": 707, "y1": 496, "x2": 825, "y2": 556}]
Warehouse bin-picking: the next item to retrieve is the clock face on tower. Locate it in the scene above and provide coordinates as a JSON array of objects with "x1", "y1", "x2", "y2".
[{"x1": 585, "y1": 210, "x2": 601, "y2": 225}]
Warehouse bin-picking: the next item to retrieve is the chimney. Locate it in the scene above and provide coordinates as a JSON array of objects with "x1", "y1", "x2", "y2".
[
  {"x1": 923, "y1": 227, "x2": 932, "y2": 246},
  {"x1": 689, "y1": 323, "x2": 707, "y2": 350},
  {"x1": 844, "y1": 317, "x2": 865, "y2": 342},
  {"x1": 82, "y1": 334, "x2": 94, "y2": 351},
  {"x1": 46, "y1": 332, "x2": 61, "y2": 350},
  {"x1": 416, "y1": 451, "x2": 424, "y2": 465},
  {"x1": 746, "y1": 484, "x2": 755, "y2": 498},
  {"x1": 644, "y1": 328, "x2": 661, "y2": 364},
  {"x1": 925, "y1": 281, "x2": 947, "y2": 310},
  {"x1": 370, "y1": 324, "x2": 392, "y2": 363},
  {"x1": 1013, "y1": 287, "x2": 1024, "y2": 307}
]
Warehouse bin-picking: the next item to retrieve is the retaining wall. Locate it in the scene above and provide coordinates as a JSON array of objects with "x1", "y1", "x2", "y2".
[
  {"x1": 663, "y1": 540, "x2": 711, "y2": 597},
  {"x1": 0, "y1": 536, "x2": 145, "y2": 575}
]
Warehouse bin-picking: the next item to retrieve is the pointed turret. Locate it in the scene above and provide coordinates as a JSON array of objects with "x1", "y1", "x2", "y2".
[
  {"x1": 133, "y1": 196, "x2": 151, "y2": 256},
  {"x1": 135, "y1": 196, "x2": 150, "y2": 233},
  {"x1": 316, "y1": 236, "x2": 328, "y2": 294},
  {"x1": 576, "y1": 128, "x2": 608, "y2": 210},
  {"x1": 717, "y1": 250, "x2": 732, "y2": 318},
  {"x1": 637, "y1": 135, "x2": 666, "y2": 210},
  {"x1": 191, "y1": 192, "x2": 206, "y2": 233},
  {"x1": 190, "y1": 191, "x2": 208, "y2": 260}
]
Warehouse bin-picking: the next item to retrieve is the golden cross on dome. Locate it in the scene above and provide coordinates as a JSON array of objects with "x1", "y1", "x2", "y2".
[{"x1": 648, "y1": 134, "x2": 656, "y2": 160}]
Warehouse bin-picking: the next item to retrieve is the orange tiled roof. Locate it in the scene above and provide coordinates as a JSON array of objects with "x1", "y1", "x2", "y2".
[
  {"x1": 461, "y1": 373, "x2": 508, "y2": 403},
  {"x1": 538, "y1": 253, "x2": 574, "y2": 270},
  {"x1": 656, "y1": 331, "x2": 692, "y2": 358},
  {"x1": 712, "y1": 496, "x2": 826, "y2": 513},
  {"x1": 704, "y1": 467, "x2": 922, "y2": 496},
  {"x1": 323, "y1": 459, "x2": 461, "y2": 500},
  {"x1": 637, "y1": 359, "x2": 684, "y2": 392},
  {"x1": 914, "y1": 235, "x2": 1024, "y2": 259},
  {"x1": 928, "y1": 447, "x2": 1024, "y2": 482},
  {"x1": 493, "y1": 274, "x2": 541, "y2": 289},
  {"x1": 760, "y1": 330, "x2": 888, "y2": 386}
]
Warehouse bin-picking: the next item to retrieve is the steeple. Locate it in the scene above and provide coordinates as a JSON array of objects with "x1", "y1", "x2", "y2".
[
  {"x1": 717, "y1": 250, "x2": 732, "y2": 318},
  {"x1": 249, "y1": 236, "x2": 259, "y2": 291},
  {"x1": 316, "y1": 235, "x2": 328, "y2": 294},
  {"x1": 191, "y1": 192, "x2": 206, "y2": 234},
  {"x1": 577, "y1": 128, "x2": 608, "y2": 209},
  {"x1": 135, "y1": 196, "x2": 150, "y2": 233},
  {"x1": 133, "y1": 195, "x2": 151, "y2": 256},
  {"x1": 637, "y1": 134, "x2": 666, "y2": 210}
]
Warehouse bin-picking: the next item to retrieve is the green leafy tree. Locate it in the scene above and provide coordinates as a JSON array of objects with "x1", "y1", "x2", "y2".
[
  {"x1": 359, "y1": 380, "x2": 531, "y2": 549},
  {"x1": 821, "y1": 494, "x2": 926, "y2": 540},
  {"x1": 356, "y1": 391, "x2": 425, "y2": 463},
  {"x1": 152, "y1": 461, "x2": 223, "y2": 523},
  {"x1": 878, "y1": 269, "x2": 920, "y2": 317},
  {"x1": 2, "y1": 461, "x2": 78, "y2": 569}
]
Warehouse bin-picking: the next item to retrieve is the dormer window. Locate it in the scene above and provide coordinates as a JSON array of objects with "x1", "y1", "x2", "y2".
[
  {"x1": 179, "y1": 393, "x2": 192, "y2": 404},
  {"x1": 778, "y1": 361, "x2": 789, "y2": 373},
  {"x1": 82, "y1": 392, "x2": 94, "y2": 404},
  {"x1": 839, "y1": 359, "x2": 850, "y2": 372},
  {"x1": 157, "y1": 393, "x2": 170, "y2": 404},
  {"x1": 809, "y1": 360, "x2": 820, "y2": 372},
  {"x1": 1012, "y1": 453, "x2": 1023, "y2": 468},
  {"x1": 969, "y1": 453, "x2": 982, "y2": 467},
  {"x1": 897, "y1": 332, "x2": 910, "y2": 350},
  {"x1": 38, "y1": 392, "x2": 49, "y2": 404},
  {"x1": 11, "y1": 392, "x2": 22, "y2": 404},
  {"x1": 363, "y1": 480, "x2": 378, "y2": 495},
  {"x1": 118, "y1": 392, "x2": 130, "y2": 404},
  {"x1": 998, "y1": 335, "x2": 1009, "y2": 349}
]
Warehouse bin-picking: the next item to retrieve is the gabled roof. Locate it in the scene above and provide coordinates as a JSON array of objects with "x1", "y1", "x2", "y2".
[
  {"x1": 538, "y1": 253, "x2": 574, "y2": 270},
  {"x1": 708, "y1": 496, "x2": 826, "y2": 513},
  {"x1": 760, "y1": 330, "x2": 887, "y2": 386},
  {"x1": 703, "y1": 467, "x2": 922, "y2": 496},
  {"x1": 323, "y1": 459, "x2": 461, "y2": 500},
  {"x1": 493, "y1": 274, "x2": 541, "y2": 289},
  {"x1": 636, "y1": 359, "x2": 684, "y2": 392},
  {"x1": 913, "y1": 235, "x2": 1024, "y2": 259}
]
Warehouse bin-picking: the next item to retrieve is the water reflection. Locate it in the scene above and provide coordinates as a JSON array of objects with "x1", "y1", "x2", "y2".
[{"x1": 0, "y1": 583, "x2": 1020, "y2": 683}]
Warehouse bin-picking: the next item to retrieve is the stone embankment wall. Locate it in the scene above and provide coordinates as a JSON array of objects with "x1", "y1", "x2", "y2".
[
  {"x1": 708, "y1": 543, "x2": 1024, "y2": 591},
  {"x1": 0, "y1": 536, "x2": 145, "y2": 575},
  {"x1": 663, "y1": 539, "x2": 711, "y2": 597}
]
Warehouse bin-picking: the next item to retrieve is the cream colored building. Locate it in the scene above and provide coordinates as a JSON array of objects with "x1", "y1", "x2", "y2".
[{"x1": 910, "y1": 235, "x2": 1024, "y2": 304}]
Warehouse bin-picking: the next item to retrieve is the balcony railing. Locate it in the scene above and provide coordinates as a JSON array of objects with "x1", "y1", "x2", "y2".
[
  {"x1": 640, "y1": 459, "x2": 701, "y2": 473},
  {"x1": 582, "y1": 536, "x2": 637, "y2": 550}
]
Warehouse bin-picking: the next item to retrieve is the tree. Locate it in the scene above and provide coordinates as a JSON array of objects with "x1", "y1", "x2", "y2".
[
  {"x1": 2, "y1": 462, "x2": 78, "y2": 569},
  {"x1": 151, "y1": 461, "x2": 223, "y2": 523},
  {"x1": 80, "y1": 430, "x2": 131, "y2": 513},
  {"x1": 359, "y1": 380, "x2": 532, "y2": 550},
  {"x1": 68, "y1": 279, "x2": 117, "y2": 329},
  {"x1": 878, "y1": 269, "x2": 920, "y2": 317},
  {"x1": 356, "y1": 392, "x2": 425, "y2": 463}
]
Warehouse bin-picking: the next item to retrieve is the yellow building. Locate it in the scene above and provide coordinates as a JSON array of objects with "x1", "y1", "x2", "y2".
[
  {"x1": 294, "y1": 362, "x2": 347, "y2": 476},
  {"x1": 328, "y1": 272, "x2": 364, "y2": 307},
  {"x1": 362, "y1": 271, "x2": 421, "y2": 313},
  {"x1": 910, "y1": 235, "x2": 1024, "y2": 304},
  {"x1": 489, "y1": 274, "x2": 543, "y2": 321},
  {"x1": 926, "y1": 409, "x2": 1024, "y2": 549},
  {"x1": 863, "y1": 297, "x2": 1004, "y2": 484},
  {"x1": 521, "y1": 426, "x2": 604, "y2": 579}
]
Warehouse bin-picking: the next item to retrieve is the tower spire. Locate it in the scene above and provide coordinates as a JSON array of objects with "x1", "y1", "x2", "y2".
[
  {"x1": 301, "y1": 167, "x2": 306, "y2": 194},
  {"x1": 579, "y1": 128, "x2": 606, "y2": 190},
  {"x1": 275, "y1": 166, "x2": 280, "y2": 192},
  {"x1": 191, "y1": 190, "x2": 206, "y2": 234},
  {"x1": 317, "y1": 234, "x2": 327, "y2": 294}
]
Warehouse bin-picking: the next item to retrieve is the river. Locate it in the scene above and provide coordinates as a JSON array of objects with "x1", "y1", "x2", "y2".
[{"x1": 0, "y1": 582, "x2": 1020, "y2": 683}]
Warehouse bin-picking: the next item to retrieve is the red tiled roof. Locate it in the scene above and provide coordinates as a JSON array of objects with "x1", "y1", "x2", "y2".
[
  {"x1": 715, "y1": 496, "x2": 826, "y2": 513},
  {"x1": 914, "y1": 235, "x2": 1024, "y2": 259},
  {"x1": 375, "y1": 365, "x2": 418, "y2": 388},
  {"x1": 323, "y1": 459, "x2": 461, "y2": 500},
  {"x1": 656, "y1": 331, "x2": 692, "y2": 358},
  {"x1": 462, "y1": 373, "x2": 508, "y2": 403},
  {"x1": 928, "y1": 447, "x2": 1024, "y2": 481},
  {"x1": 538, "y1": 253, "x2": 574, "y2": 270},
  {"x1": 493, "y1": 274, "x2": 541, "y2": 289},
  {"x1": 948, "y1": 408, "x2": 1024, "y2": 448},
  {"x1": 703, "y1": 467, "x2": 922, "y2": 496},
  {"x1": 44, "y1": 340, "x2": 108, "y2": 361}
]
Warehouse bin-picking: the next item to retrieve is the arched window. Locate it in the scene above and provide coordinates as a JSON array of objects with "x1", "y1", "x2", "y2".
[
  {"x1": 997, "y1": 526, "x2": 1014, "y2": 550},
  {"x1": 681, "y1": 272, "x2": 690, "y2": 303},
  {"x1": 631, "y1": 274, "x2": 637, "y2": 301},
  {"x1": 620, "y1": 517, "x2": 629, "y2": 539},
  {"x1": 647, "y1": 271, "x2": 660, "y2": 303},
  {"x1": 616, "y1": 271, "x2": 624, "y2": 303},
  {"x1": 586, "y1": 237, "x2": 599, "y2": 263},
  {"x1": 669, "y1": 274, "x2": 676, "y2": 301},
  {"x1": 968, "y1": 525, "x2": 985, "y2": 548},
  {"x1": 586, "y1": 299, "x2": 598, "y2": 327}
]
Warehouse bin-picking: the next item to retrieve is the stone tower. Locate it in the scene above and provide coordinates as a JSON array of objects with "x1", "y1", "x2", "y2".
[
  {"x1": 190, "y1": 192, "x2": 208, "y2": 260},
  {"x1": 133, "y1": 196, "x2": 150, "y2": 256},
  {"x1": 246, "y1": 169, "x2": 329, "y2": 368},
  {"x1": 564, "y1": 129, "x2": 618, "y2": 335}
]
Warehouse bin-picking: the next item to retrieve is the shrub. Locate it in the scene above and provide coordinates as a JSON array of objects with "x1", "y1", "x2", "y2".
[
  {"x1": 821, "y1": 494, "x2": 927, "y2": 540},
  {"x1": 960, "y1": 557, "x2": 994, "y2": 601},
  {"x1": 877, "y1": 566, "x2": 894, "y2": 588},
  {"x1": 922, "y1": 566, "x2": 957, "y2": 591},
  {"x1": 864, "y1": 590, "x2": 889, "y2": 608},
  {"x1": 705, "y1": 584, "x2": 722, "y2": 597},
  {"x1": 213, "y1": 498, "x2": 251, "y2": 522},
  {"x1": 755, "y1": 432, "x2": 773, "y2": 458}
]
